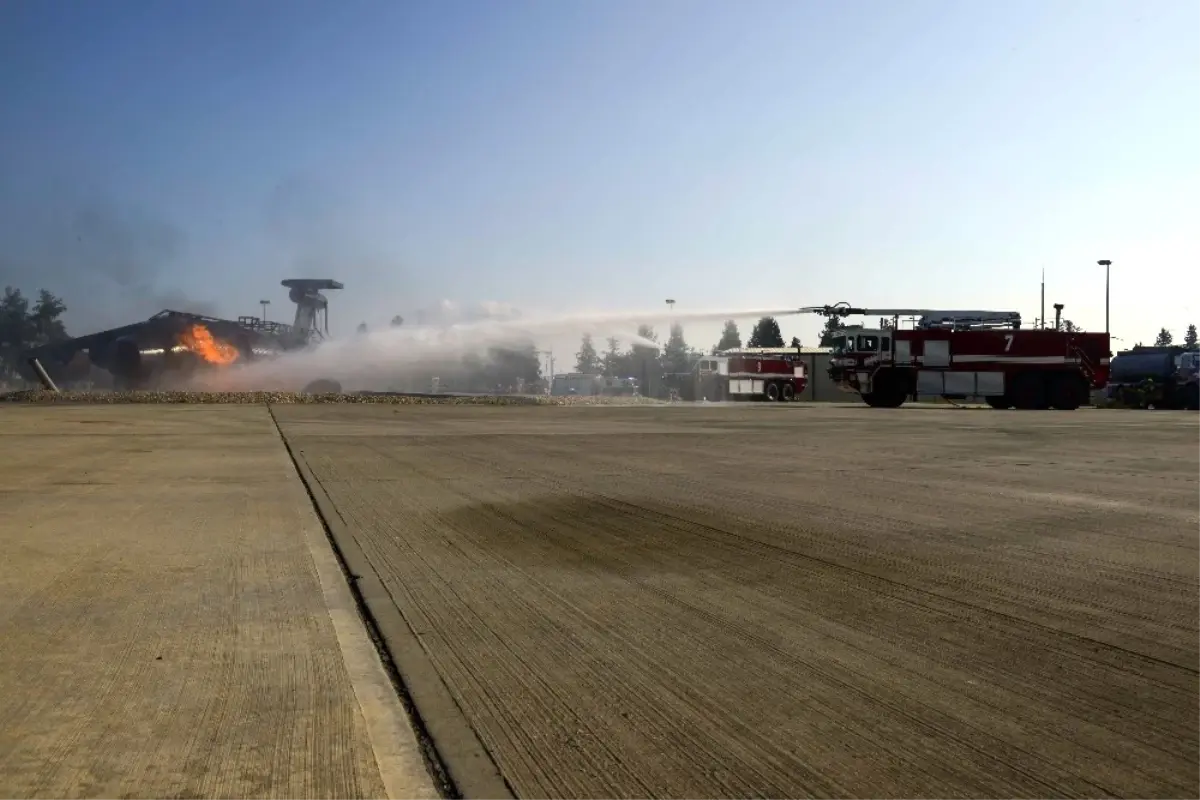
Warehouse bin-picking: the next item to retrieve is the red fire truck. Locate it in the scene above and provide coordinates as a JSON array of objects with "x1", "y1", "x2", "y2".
[
  {"x1": 800, "y1": 304, "x2": 1110, "y2": 410},
  {"x1": 699, "y1": 348, "x2": 810, "y2": 401}
]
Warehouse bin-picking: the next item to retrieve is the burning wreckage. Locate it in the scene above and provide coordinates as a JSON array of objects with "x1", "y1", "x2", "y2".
[{"x1": 21, "y1": 279, "x2": 344, "y2": 393}]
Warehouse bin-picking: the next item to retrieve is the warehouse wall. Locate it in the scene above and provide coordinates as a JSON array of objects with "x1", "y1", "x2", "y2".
[{"x1": 796, "y1": 353, "x2": 841, "y2": 402}]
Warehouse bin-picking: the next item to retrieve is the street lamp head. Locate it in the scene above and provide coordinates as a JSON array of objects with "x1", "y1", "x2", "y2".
[{"x1": 1097, "y1": 259, "x2": 1111, "y2": 266}]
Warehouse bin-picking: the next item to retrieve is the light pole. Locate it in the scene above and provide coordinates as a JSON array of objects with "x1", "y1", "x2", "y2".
[
  {"x1": 665, "y1": 298, "x2": 675, "y2": 312},
  {"x1": 259, "y1": 299, "x2": 270, "y2": 323},
  {"x1": 1097, "y1": 260, "x2": 1111, "y2": 335}
]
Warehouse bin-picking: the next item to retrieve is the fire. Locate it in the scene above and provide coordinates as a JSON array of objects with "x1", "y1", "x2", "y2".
[{"x1": 179, "y1": 323, "x2": 240, "y2": 365}]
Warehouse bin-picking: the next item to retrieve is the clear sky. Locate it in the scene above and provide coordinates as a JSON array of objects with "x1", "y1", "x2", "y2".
[{"x1": 1, "y1": 0, "x2": 1197, "y2": 358}]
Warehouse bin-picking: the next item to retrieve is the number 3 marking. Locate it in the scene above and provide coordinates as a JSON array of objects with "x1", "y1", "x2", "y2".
[{"x1": 1004, "y1": 334, "x2": 1014, "y2": 352}]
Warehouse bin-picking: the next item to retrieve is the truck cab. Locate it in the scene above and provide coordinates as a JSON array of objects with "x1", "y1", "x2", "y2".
[
  {"x1": 1108, "y1": 346, "x2": 1199, "y2": 410},
  {"x1": 828, "y1": 327, "x2": 894, "y2": 389}
]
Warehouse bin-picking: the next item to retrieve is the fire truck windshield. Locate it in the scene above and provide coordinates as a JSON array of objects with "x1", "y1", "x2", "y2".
[{"x1": 831, "y1": 334, "x2": 880, "y2": 353}]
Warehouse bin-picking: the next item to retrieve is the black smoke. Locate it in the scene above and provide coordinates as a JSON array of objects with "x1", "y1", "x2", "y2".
[{"x1": 0, "y1": 197, "x2": 218, "y2": 334}]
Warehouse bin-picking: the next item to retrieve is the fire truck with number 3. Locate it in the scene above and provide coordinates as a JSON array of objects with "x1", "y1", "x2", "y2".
[
  {"x1": 695, "y1": 349, "x2": 809, "y2": 402},
  {"x1": 798, "y1": 303, "x2": 1111, "y2": 409}
]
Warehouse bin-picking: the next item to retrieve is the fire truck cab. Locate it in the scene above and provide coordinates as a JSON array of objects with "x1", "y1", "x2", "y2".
[{"x1": 808, "y1": 305, "x2": 1110, "y2": 410}]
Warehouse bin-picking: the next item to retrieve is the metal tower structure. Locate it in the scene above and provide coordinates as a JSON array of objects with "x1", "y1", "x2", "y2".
[{"x1": 281, "y1": 279, "x2": 343, "y2": 342}]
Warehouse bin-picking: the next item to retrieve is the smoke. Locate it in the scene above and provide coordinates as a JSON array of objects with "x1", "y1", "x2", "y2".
[
  {"x1": 412, "y1": 299, "x2": 523, "y2": 327},
  {"x1": 0, "y1": 197, "x2": 219, "y2": 333},
  {"x1": 261, "y1": 174, "x2": 403, "y2": 323},
  {"x1": 65, "y1": 204, "x2": 220, "y2": 321},
  {"x1": 189, "y1": 304, "x2": 800, "y2": 392}
]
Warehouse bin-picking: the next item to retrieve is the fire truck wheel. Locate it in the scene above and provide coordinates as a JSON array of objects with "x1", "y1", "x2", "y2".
[
  {"x1": 781, "y1": 383, "x2": 795, "y2": 402},
  {"x1": 764, "y1": 382, "x2": 781, "y2": 402},
  {"x1": 1010, "y1": 373, "x2": 1049, "y2": 410},
  {"x1": 863, "y1": 372, "x2": 907, "y2": 408},
  {"x1": 1048, "y1": 373, "x2": 1086, "y2": 411}
]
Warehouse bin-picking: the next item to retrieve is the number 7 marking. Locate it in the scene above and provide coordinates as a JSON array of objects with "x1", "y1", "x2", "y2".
[{"x1": 1004, "y1": 334, "x2": 1014, "y2": 352}]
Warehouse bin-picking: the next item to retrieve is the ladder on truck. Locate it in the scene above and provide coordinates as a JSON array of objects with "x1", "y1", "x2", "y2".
[{"x1": 798, "y1": 303, "x2": 1022, "y2": 331}]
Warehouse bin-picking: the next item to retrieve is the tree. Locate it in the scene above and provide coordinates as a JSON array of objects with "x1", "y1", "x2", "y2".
[
  {"x1": 818, "y1": 316, "x2": 844, "y2": 347},
  {"x1": 661, "y1": 323, "x2": 692, "y2": 374},
  {"x1": 1061, "y1": 319, "x2": 1081, "y2": 333},
  {"x1": 602, "y1": 337, "x2": 626, "y2": 377},
  {"x1": 390, "y1": 315, "x2": 404, "y2": 328},
  {"x1": 0, "y1": 287, "x2": 32, "y2": 351},
  {"x1": 1185, "y1": 324, "x2": 1198, "y2": 350},
  {"x1": 747, "y1": 316, "x2": 784, "y2": 348},
  {"x1": 575, "y1": 333, "x2": 602, "y2": 374},
  {"x1": 1154, "y1": 328, "x2": 1173, "y2": 347},
  {"x1": 1, "y1": 287, "x2": 71, "y2": 380},
  {"x1": 713, "y1": 319, "x2": 741, "y2": 353},
  {"x1": 789, "y1": 336, "x2": 802, "y2": 348},
  {"x1": 356, "y1": 322, "x2": 369, "y2": 335},
  {"x1": 27, "y1": 290, "x2": 69, "y2": 346},
  {"x1": 630, "y1": 324, "x2": 660, "y2": 395}
]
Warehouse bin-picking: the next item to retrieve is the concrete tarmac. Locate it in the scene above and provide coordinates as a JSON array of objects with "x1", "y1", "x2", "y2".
[
  {"x1": 3, "y1": 401, "x2": 1197, "y2": 799},
  {"x1": 0, "y1": 404, "x2": 435, "y2": 799},
  {"x1": 277, "y1": 402, "x2": 1199, "y2": 799}
]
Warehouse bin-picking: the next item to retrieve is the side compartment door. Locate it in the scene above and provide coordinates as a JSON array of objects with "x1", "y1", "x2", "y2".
[
  {"x1": 924, "y1": 339, "x2": 950, "y2": 368},
  {"x1": 894, "y1": 338, "x2": 913, "y2": 364}
]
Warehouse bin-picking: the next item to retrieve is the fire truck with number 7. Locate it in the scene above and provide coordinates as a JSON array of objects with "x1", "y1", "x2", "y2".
[{"x1": 799, "y1": 303, "x2": 1111, "y2": 409}]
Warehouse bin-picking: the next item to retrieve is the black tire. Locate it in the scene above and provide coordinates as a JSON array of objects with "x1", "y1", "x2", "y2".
[
  {"x1": 781, "y1": 383, "x2": 796, "y2": 402},
  {"x1": 985, "y1": 396, "x2": 1012, "y2": 409},
  {"x1": 862, "y1": 388, "x2": 905, "y2": 408},
  {"x1": 1010, "y1": 372, "x2": 1049, "y2": 410},
  {"x1": 764, "y1": 382, "x2": 781, "y2": 402},
  {"x1": 863, "y1": 372, "x2": 907, "y2": 408},
  {"x1": 1049, "y1": 373, "x2": 1087, "y2": 411}
]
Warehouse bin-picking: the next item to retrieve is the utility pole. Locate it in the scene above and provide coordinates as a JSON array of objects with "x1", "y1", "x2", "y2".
[
  {"x1": 1040, "y1": 268, "x2": 1045, "y2": 330},
  {"x1": 1097, "y1": 260, "x2": 1112, "y2": 335}
]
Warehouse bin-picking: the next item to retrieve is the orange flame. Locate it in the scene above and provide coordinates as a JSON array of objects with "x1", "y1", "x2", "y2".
[{"x1": 179, "y1": 323, "x2": 240, "y2": 365}]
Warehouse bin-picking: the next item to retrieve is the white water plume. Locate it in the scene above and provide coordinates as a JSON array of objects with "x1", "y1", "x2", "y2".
[{"x1": 192, "y1": 305, "x2": 803, "y2": 392}]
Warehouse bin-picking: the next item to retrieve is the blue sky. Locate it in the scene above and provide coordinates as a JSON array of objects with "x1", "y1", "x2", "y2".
[{"x1": 1, "y1": 0, "x2": 1196, "y2": 356}]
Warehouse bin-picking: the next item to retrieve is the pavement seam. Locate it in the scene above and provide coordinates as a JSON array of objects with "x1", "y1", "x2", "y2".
[
  {"x1": 267, "y1": 404, "x2": 513, "y2": 800},
  {"x1": 287, "y1": 454, "x2": 440, "y2": 799}
]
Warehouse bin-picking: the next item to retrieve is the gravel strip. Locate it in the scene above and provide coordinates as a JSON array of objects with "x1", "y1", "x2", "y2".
[{"x1": 0, "y1": 389, "x2": 664, "y2": 406}]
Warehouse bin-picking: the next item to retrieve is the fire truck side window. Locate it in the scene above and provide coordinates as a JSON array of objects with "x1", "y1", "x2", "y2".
[
  {"x1": 857, "y1": 335, "x2": 879, "y2": 351},
  {"x1": 881, "y1": 336, "x2": 890, "y2": 352}
]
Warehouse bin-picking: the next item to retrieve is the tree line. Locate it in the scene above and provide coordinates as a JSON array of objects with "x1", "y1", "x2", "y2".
[
  {"x1": 0, "y1": 286, "x2": 71, "y2": 380},
  {"x1": 1150, "y1": 325, "x2": 1198, "y2": 349},
  {"x1": 571, "y1": 316, "x2": 811, "y2": 377}
]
